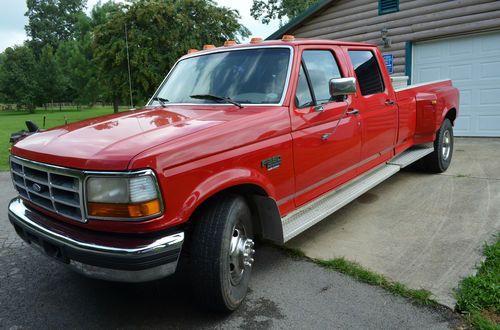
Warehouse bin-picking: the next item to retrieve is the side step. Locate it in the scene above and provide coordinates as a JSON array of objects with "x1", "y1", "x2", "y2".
[
  {"x1": 282, "y1": 164, "x2": 400, "y2": 242},
  {"x1": 388, "y1": 146, "x2": 434, "y2": 168},
  {"x1": 281, "y1": 146, "x2": 435, "y2": 242}
]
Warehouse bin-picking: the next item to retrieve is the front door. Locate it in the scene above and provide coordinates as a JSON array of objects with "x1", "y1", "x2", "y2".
[
  {"x1": 291, "y1": 46, "x2": 362, "y2": 207},
  {"x1": 344, "y1": 48, "x2": 398, "y2": 162}
]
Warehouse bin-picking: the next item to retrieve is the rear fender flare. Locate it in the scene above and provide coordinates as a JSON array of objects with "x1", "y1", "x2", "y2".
[
  {"x1": 438, "y1": 88, "x2": 459, "y2": 129},
  {"x1": 440, "y1": 107, "x2": 457, "y2": 126}
]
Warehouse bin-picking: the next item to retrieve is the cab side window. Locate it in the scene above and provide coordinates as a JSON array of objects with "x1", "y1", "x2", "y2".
[
  {"x1": 348, "y1": 50, "x2": 385, "y2": 95},
  {"x1": 295, "y1": 50, "x2": 342, "y2": 108},
  {"x1": 303, "y1": 50, "x2": 342, "y2": 104}
]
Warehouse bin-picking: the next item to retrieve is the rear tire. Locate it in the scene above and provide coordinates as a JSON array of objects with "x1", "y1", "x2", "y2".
[
  {"x1": 420, "y1": 118, "x2": 454, "y2": 173},
  {"x1": 190, "y1": 195, "x2": 255, "y2": 312}
]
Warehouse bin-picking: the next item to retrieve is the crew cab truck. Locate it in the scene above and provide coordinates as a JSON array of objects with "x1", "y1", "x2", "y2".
[{"x1": 7, "y1": 36, "x2": 459, "y2": 312}]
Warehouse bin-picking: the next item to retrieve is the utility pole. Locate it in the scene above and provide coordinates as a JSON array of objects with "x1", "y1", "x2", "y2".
[{"x1": 125, "y1": 23, "x2": 133, "y2": 108}]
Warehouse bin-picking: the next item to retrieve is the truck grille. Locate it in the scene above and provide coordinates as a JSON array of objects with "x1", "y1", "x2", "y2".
[{"x1": 10, "y1": 157, "x2": 85, "y2": 222}]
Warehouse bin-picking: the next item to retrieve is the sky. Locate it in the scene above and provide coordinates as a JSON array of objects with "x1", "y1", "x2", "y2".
[{"x1": 0, "y1": 0, "x2": 282, "y2": 52}]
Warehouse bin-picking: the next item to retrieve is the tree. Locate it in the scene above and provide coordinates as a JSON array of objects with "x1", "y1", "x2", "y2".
[
  {"x1": 91, "y1": 1, "x2": 129, "y2": 113},
  {"x1": 55, "y1": 13, "x2": 102, "y2": 105},
  {"x1": 56, "y1": 39, "x2": 102, "y2": 105},
  {"x1": 0, "y1": 46, "x2": 38, "y2": 112},
  {"x1": 0, "y1": 52, "x2": 7, "y2": 103},
  {"x1": 25, "y1": 0, "x2": 87, "y2": 55},
  {"x1": 55, "y1": 41, "x2": 78, "y2": 102},
  {"x1": 36, "y1": 45, "x2": 62, "y2": 105},
  {"x1": 251, "y1": 0, "x2": 318, "y2": 24},
  {"x1": 92, "y1": 0, "x2": 250, "y2": 113}
]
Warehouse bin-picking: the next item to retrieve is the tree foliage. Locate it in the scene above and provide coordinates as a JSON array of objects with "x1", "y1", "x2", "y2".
[
  {"x1": 92, "y1": 0, "x2": 249, "y2": 112},
  {"x1": 37, "y1": 45, "x2": 62, "y2": 104},
  {"x1": 0, "y1": 0, "x2": 249, "y2": 112},
  {"x1": 0, "y1": 46, "x2": 38, "y2": 112},
  {"x1": 25, "y1": 0, "x2": 88, "y2": 55},
  {"x1": 251, "y1": 0, "x2": 318, "y2": 24}
]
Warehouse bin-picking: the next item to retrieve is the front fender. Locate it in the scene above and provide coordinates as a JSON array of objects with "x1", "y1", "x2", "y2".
[{"x1": 178, "y1": 167, "x2": 277, "y2": 222}]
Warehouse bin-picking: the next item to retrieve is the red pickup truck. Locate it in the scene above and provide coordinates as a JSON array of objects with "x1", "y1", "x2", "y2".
[{"x1": 8, "y1": 37, "x2": 459, "y2": 311}]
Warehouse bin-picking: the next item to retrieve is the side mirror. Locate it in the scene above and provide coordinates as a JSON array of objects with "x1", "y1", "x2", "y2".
[{"x1": 329, "y1": 77, "x2": 357, "y2": 97}]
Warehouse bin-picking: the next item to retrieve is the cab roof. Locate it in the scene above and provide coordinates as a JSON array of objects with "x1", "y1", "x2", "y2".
[
  {"x1": 254, "y1": 38, "x2": 375, "y2": 47},
  {"x1": 182, "y1": 38, "x2": 376, "y2": 58}
]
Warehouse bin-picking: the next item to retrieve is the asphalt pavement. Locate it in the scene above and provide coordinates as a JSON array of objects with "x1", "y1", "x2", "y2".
[{"x1": 0, "y1": 172, "x2": 461, "y2": 329}]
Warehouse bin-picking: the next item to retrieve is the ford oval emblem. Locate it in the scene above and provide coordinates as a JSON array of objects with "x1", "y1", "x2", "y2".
[{"x1": 32, "y1": 183, "x2": 42, "y2": 192}]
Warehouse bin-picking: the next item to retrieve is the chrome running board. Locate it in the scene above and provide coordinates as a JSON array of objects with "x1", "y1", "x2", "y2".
[
  {"x1": 281, "y1": 146, "x2": 435, "y2": 242},
  {"x1": 282, "y1": 164, "x2": 400, "y2": 242},
  {"x1": 388, "y1": 146, "x2": 434, "y2": 168}
]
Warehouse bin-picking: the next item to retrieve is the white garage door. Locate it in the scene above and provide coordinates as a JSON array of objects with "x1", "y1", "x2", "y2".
[{"x1": 413, "y1": 31, "x2": 500, "y2": 136}]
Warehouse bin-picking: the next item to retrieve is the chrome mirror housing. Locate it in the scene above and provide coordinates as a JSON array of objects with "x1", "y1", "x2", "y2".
[{"x1": 329, "y1": 77, "x2": 357, "y2": 97}]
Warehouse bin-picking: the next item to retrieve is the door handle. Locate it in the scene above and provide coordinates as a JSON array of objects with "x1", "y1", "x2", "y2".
[
  {"x1": 385, "y1": 100, "x2": 396, "y2": 106},
  {"x1": 346, "y1": 109, "x2": 359, "y2": 115},
  {"x1": 314, "y1": 105, "x2": 324, "y2": 112}
]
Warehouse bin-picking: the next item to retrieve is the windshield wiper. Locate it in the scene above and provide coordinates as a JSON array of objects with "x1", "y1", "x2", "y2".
[
  {"x1": 152, "y1": 96, "x2": 169, "y2": 107},
  {"x1": 190, "y1": 94, "x2": 243, "y2": 108}
]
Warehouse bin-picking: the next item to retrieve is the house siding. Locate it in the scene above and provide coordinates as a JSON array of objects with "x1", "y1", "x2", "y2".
[{"x1": 286, "y1": 0, "x2": 500, "y2": 76}]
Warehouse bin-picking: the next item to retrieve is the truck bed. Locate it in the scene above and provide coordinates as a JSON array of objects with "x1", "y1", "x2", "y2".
[
  {"x1": 394, "y1": 79, "x2": 459, "y2": 146},
  {"x1": 394, "y1": 79, "x2": 452, "y2": 92}
]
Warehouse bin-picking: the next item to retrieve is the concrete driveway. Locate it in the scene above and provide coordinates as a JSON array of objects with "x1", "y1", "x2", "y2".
[{"x1": 288, "y1": 138, "x2": 500, "y2": 307}]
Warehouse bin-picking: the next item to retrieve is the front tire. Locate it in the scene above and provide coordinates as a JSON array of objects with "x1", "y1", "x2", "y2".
[
  {"x1": 190, "y1": 195, "x2": 255, "y2": 312},
  {"x1": 422, "y1": 118, "x2": 454, "y2": 173}
]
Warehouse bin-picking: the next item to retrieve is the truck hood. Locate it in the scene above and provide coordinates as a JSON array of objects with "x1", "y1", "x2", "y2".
[{"x1": 11, "y1": 106, "x2": 227, "y2": 170}]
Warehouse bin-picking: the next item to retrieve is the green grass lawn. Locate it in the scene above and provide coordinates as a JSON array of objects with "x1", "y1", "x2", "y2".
[
  {"x1": 0, "y1": 107, "x2": 127, "y2": 171},
  {"x1": 456, "y1": 237, "x2": 500, "y2": 329}
]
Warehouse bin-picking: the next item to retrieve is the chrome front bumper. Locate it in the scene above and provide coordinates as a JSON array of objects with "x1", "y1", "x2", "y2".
[{"x1": 8, "y1": 198, "x2": 184, "y2": 283}]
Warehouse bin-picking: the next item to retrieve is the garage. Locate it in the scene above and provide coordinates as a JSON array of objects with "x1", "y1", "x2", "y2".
[{"x1": 413, "y1": 31, "x2": 500, "y2": 137}]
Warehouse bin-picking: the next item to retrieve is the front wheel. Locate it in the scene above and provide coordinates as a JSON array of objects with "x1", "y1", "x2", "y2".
[
  {"x1": 422, "y1": 118, "x2": 454, "y2": 173},
  {"x1": 190, "y1": 195, "x2": 255, "y2": 312}
]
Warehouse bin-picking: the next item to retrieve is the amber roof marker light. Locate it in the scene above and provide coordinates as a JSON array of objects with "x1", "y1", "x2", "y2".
[
  {"x1": 282, "y1": 35, "x2": 295, "y2": 42},
  {"x1": 250, "y1": 37, "x2": 263, "y2": 44},
  {"x1": 224, "y1": 40, "x2": 237, "y2": 47},
  {"x1": 203, "y1": 44, "x2": 216, "y2": 50},
  {"x1": 187, "y1": 49, "x2": 199, "y2": 54}
]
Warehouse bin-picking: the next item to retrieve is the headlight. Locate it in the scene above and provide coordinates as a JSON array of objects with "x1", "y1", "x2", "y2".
[{"x1": 86, "y1": 172, "x2": 162, "y2": 220}]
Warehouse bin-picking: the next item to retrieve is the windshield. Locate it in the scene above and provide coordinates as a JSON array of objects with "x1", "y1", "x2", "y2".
[{"x1": 152, "y1": 48, "x2": 291, "y2": 105}]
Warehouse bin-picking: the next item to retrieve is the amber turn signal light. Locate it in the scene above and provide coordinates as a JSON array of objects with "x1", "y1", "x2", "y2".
[
  {"x1": 88, "y1": 199, "x2": 161, "y2": 219},
  {"x1": 282, "y1": 35, "x2": 295, "y2": 42},
  {"x1": 224, "y1": 40, "x2": 237, "y2": 47},
  {"x1": 203, "y1": 44, "x2": 216, "y2": 50},
  {"x1": 250, "y1": 37, "x2": 263, "y2": 44}
]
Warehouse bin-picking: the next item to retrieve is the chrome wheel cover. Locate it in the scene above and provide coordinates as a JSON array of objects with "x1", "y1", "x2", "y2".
[
  {"x1": 228, "y1": 223, "x2": 255, "y2": 286},
  {"x1": 442, "y1": 130, "x2": 451, "y2": 161}
]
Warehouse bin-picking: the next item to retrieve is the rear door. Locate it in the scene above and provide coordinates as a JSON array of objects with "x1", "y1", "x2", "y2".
[
  {"x1": 344, "y1": 48, "x2": 398, "y2": 162},
  {"x1": 291, "y1": 45, "x2": 362, "y2": 206}
]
